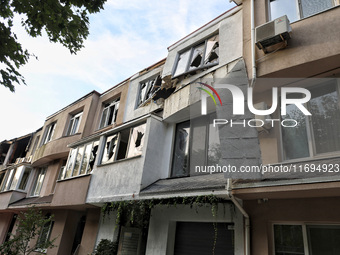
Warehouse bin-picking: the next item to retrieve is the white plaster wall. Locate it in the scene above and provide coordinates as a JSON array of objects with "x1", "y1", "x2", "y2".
[
  {"x1": 95, "y1": 211, "x2": 120, "y2": 246},
  {"x1": 141, "y1": 118, "x2": 175, "y2": 189},
  {"x1": 86, "y1": 116, "x2": 175, "y2": 203},
  {"x1": 124, "y1": 66, "x2": 164, "y2": 123},
  {"x1": 145, "y1": 203, "x2": 244, "y2": 255}
]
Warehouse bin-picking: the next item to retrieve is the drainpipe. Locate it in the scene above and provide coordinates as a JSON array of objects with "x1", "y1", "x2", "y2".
[
  {"x1": 227, "y1": 178, "x2": 250, "y2": 255},
  {"x1": 250, "y1": 0, "x2": 257, "y2": 88}
]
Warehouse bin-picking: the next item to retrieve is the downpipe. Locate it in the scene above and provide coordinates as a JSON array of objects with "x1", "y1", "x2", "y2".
[{"x1": 227, "y1": 179, "x2": 250, "y2": 255}]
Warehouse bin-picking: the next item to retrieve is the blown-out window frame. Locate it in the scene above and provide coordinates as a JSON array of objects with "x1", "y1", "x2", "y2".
[{"x1": 172, "y1": 34, "x2": 220, "y2": 78}]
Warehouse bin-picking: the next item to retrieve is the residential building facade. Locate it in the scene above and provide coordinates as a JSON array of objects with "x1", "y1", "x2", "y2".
[{"x1": 1, "y1": 1, "x2": 339, "y2": 255}]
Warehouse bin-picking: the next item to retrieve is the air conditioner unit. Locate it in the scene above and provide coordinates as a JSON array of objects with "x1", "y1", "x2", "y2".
[{"x1": 255, "y1": 15, "x2": 291, "y2": 53}]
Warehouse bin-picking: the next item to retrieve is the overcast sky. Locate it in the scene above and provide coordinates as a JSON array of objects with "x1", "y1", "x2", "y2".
[{"x1": 0, "y1": 0, "x2": 235, "y2": 141}]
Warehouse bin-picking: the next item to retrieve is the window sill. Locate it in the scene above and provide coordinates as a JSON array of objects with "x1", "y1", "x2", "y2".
[
  {"x1": 281, "y1": 152, "x2": 340, "y2": 165},
  {"x1": 0, "y1": 189, "x2": 27, "y2": 194},
  {"x1": 57, "y1": 173, "x2": 91, "y2": 183},
  {"x1": 172, "y1": 62, "x2": 219, "y2": 80},
  {"x1": 98, "y1": 155, "x2": 142, "y2": 167}
]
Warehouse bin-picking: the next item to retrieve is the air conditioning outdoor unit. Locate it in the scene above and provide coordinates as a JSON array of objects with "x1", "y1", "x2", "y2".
[{"x1": 255, "y1": 15, "x2": 291, "y2": 53}]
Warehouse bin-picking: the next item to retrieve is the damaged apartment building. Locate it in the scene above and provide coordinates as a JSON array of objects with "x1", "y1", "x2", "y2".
[{"x1": 1, "y1": 0, "x2": 340, "y2": 254}]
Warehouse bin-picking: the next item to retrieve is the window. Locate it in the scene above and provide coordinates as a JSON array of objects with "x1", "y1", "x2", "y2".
[
  {"x1": 36, "y1": 215, "x2": 54, "y2": 253},
  {"x1": 60, "y1": 140, "x2": 99, "y2": 180},
  {"x1": 99, "y1": 98, "x2": 120, "y2": 129},
  {"x1": 171, "y1": 113, "x2": 221, "y2": 177},
  {"x1": 137, "y1": 75, "x2": 162, "y2": 107},
  {"x1": 42, "y1": 122, "x2": 56, "y2": 145},
  {"x1": 274, "y1": 224, "x2": 340, "y2": 255},
  {"x1": 0, "y1": 166, "x2": 32, "y2": 192},
  {"x1": 66, "y1": 112, "x2": 83, "y2": 136},
  {"x1": 100, "y1": 123, "x2": 146, "y2": 165},
  {"x1": 31, "y1": 168, "x2": 46, "y2": 196},
  {"x1": 270, "y1": 0, "x2": 336, "y2": 22},
  {"x1": 173, "y1": 34, "x2": 219, "y2": 77},
  {"x1": 281, "y1": 80, "x2": 340, "y2": 160}
]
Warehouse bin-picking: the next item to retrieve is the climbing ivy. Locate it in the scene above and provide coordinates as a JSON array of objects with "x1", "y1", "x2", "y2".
[{"x1": 101, "y1": 195, "x2": 232, "y2": 254}]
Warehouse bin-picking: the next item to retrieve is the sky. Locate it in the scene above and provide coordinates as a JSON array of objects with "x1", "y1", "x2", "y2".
[{"x1": 0, "y1": 0, "x2": 235, "y2": 142}]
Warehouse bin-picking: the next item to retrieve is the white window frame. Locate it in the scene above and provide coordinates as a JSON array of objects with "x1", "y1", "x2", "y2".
[
  {"x1": 30, "y1": 168, "x2": 46, "y2": 197},
  {"x1": 172, "y1": 34, "x2": 219, "y2": 77},
  {"x1": 66, "y1": 112, "x2": 83, "y2": 136},
  {"x1": 280, "y1": 79, "x2": 340, "y2": 162},
  {"x1": 41, "y1": 122, "x2": 56, "y2": 145},
  {"x1": 269, "y1": 0, "x2": 337, "y2": 22},
  {"x1": 35, "y1": 218, "x2": 54, "y2": 253},
  {"x1": 136, "y1": 75, "x2": 161, "y2": 108},
  {"x1": 100, "y1": 123, "x2": 146, "y2": 165},
  {"x1": 98, "y1": 98, "x2": 120, "y2": 129},
  {"x1": 60, "y1": 140, "x2": 99, "y2": 180},
  {"x1": 273, "y1": 222, "x2": 340, "y2": 255}
]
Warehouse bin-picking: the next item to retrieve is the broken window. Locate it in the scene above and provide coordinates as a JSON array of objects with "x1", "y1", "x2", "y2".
[
  {"x1": 99, "y1": 98, "x2": 120, "y2": 129},
  {"x1": 66, "y1": 112, "x2": 83, "y2": 136},
  {"x1": 173, "y1": 34, "x2": 219, "y2": 77},
  {"x1": 171, "y1": 113, "x2": 221, "y2": 178},
  {"x1": 101, "y1": 134, "x2": 118, "y2": 164},
  {"x1": 42, "y1": 122, "x2": 56, "y2": 145},
  {"x1": 126, "y1": 124, "x2": 146, "y2": 158},
  {"x1": 59, "y1": 140, "x2": 99, "y2": 180},
  {"x1": 100, "y1": 123, "x2": 146, "y2": 164},
  {"x1": 171, "y1": 121, "x2": 190, "y2": 177},
  {"x1": 137, "y1": 75, "x2": 162, "y2": 107}
]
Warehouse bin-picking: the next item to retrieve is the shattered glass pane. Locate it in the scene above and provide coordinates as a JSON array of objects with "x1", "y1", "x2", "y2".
[
  {"x1": 189, "y1": 43, "x2": 205, "y2": 70},
  {"x1": 89, "y1": 141, "x2": 99, "y2": 171},
  {"x1": 72, "y1": 146, "x2": 84, "y2": 177},
  {"x1": 139, "y1": 82, "x2": 148, "y2": 106},
  {"x1": 171, "y1": 121, "x2": 190, "y2": 177},
  {"x1": 204, "y1": 35, "x2": 219, "y2": 65},
  {"x1": 101, "y1": 135, "x2": 118, "y2": 164},
  {"x1": 80, "y1": 143, "x2": 92, "y2": 175},
  {"x1": 127, "y1": 124, "x2": 146, "y2": 158},
  {"x1": 65, "y1": 149, "x2": 76, "y2": 178},
  {"x1": 174, "y1": 50, "x2": 190, "y2": 76}
]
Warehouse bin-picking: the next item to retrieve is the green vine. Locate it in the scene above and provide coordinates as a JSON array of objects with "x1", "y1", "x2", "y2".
[{"x1": 101, "y1": 195, "x2": 232, "y2": 255}]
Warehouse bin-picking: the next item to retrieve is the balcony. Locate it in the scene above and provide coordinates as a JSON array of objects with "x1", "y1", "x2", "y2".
[{"x1": 32, "y1": 134, "x2": 82, "y2": 166}]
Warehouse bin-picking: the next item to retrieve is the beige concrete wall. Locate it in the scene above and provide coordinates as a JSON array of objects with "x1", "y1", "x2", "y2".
[
  {"x1": 51, "y1": 175, "x2": 91, "y2": 207},
  {"x1": 0, "y1": 212, "x2": 13, "y2": 244},
  {"x1": 40, "y1": 160, "x2": 62, "y2": 197},
  {"x1": 244, "y1": 197, "x2": 340, "y2": 255},
  {"x1": 90, "y1": 81, "x2": 129, "y2": 133},
  {"x1": 78, "y1": 208, "x2": 101, "y2": 255},
  {"x1": 32, "y1": 92, "x2": 100, "y2": 165},
  {"x1": 243, "y1": 1, "x2": 340, "y2": 79}
]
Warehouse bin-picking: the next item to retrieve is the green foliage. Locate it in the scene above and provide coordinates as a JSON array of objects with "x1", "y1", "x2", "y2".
[
  {"x1": 94, "y1": 239, "x2": 118, "y2": 255},
  {"x1": 102, "y1": 195, "x2": 228, "y2": 228},
  {"x1": 0, "y1": 0, "x2": 107, "y2": 92},
  {"x1": 0, "y1": 208, "x2": 56, "y2": 255}
]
